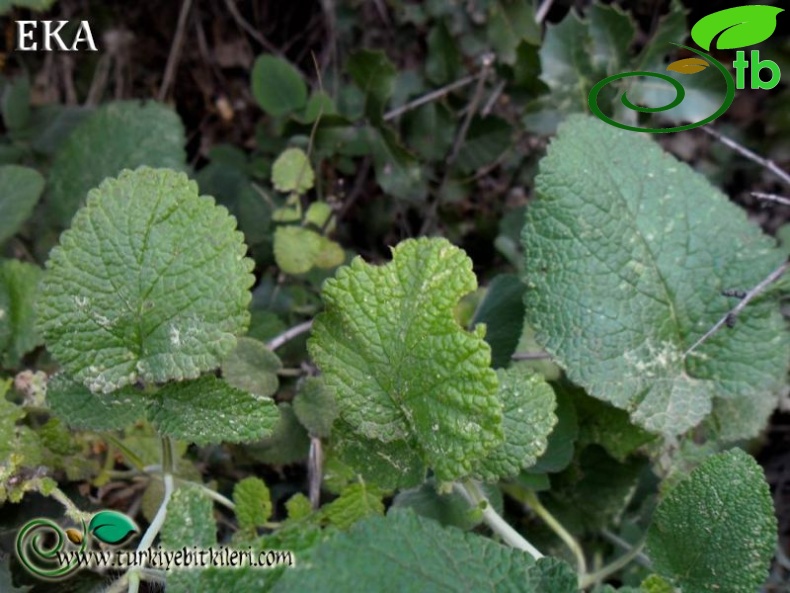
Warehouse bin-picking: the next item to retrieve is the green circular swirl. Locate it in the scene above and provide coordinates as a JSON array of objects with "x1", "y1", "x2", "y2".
[
  {"x1": 15, "y1": 518, "x2": 86, "y2": 580},
  {"x1": 588, "y1": 44, "x2": 735, "y2": 133}
]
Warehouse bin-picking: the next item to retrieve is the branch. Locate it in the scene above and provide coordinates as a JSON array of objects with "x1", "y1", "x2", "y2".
[
  {"x1": 511, "y1": 351, "x2": 552, "y2": 361},
  {"x1": 752, "y1": 191, "x2": 790, "y2": 207},
  {"x1": 267, "y1": 320, "x2": 314, "y2": 351},
  {"x1": 702, "y1": 127, "x2": 790, "y2": 188},
  {"x1": 684, "y1": 260, "x2": 789, "y2": 358},
  {"x1": 383, "y1": 74, "x2": 478, "y2": 122},
  {"x1": 158, "y1": 0, "x2": 194, "y2": 101}
]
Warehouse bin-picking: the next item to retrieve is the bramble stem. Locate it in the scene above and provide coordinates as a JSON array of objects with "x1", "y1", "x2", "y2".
[
  {"x1": 456, "y1": 480, "x2": 543, "y2": 559},
  {"x1": 523, "y1": 490, "x2": 587, "y2": 576}
]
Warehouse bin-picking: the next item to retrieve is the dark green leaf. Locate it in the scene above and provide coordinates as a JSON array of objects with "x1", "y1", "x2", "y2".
[
  {"x1": 251, "y1": 55, "x2": 308, "y2": 117},
  {"x1": 471, "y1": 274, "x2": 525, "y2": 368},
  {"x1": 347, "y1": 50, "x2": 397, "y2": 123}
]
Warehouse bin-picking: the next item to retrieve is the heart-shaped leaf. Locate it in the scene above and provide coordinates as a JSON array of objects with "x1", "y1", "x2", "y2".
[
  {"x1": 690, "y1": 6, "x2": 783, "y2": 51},
  {"x1": 666, "y1": 57, "x2": 709, "y2": 74},
  {"x1": 88, "y1": 510, "x2": 139, "y2": 545}
]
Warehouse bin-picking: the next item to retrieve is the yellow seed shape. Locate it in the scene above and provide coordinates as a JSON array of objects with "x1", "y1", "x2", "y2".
[
  {"x1": 666, "y1": 57, "x2": 710, "y2": 74},
  {"x1": 65, "y1": 528, "x2": 83, "y2": 545}
]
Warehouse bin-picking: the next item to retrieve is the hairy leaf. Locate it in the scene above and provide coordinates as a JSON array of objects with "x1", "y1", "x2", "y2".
[
  {"x1": 221, "y1": 337, "x2": 281, "y2": 399},
  {"x1": 647, "y1": 449, "x2": 776, "y2": 593},
  {"x1": 320, "y1": 482, "x2": 385, "y2": 530},
  {"x1": 0, "y1": 165, "x2": 44, "y2": 244},
  {"x1": 47, "y1": 101, "x2": 186, "y2": 226},
  {"x1": 273, "y1": 510, "x2": 578, "y2": 592},
  {"x1": 46, "y1": 374, "x2": 146, "y2": 431},
  {"x1": 234, "y1": 477, "x2": 272, "y2": 530},
  {"x1": 0, "y1": 259, "x2": 42, "y2": 366},
  {"x1": 293, "y1": 376, "x2": 338, "y2": 438},
  {"x1": 147, "y1": 376, "x2": 279, "y2": 445},
  {"x1": 38, "y1": 168, "x2": 254, "y2": 393},
  {"x1": 309, "y1": 237, "x2": 501, "y2": 482},
  {"x1": 522, "y1": 116, "x2": 788, "y2": 437}
]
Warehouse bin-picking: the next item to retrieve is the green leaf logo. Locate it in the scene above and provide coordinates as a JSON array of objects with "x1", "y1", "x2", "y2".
[
  {"x1": 690, "y1": 6, "x2": 783, "y2": 51},
  {"x1": 88, "y1": 510, "x2": 139, "y2": 545}
]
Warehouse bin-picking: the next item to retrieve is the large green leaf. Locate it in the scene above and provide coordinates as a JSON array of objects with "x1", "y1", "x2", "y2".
[
  {"x1": 221, "y1": 337, "x2": 281, "y2": 399},
  {"x1": 0, "y1": 165, "x2": 44, "y2": 244},
  {"x1": 309, "y1": 238, "x2": 501, "y2": 482},
  {"x1": 46, "y1": 374, "x2": 146, "y2": 431},
  {"x1": 647, "y1": 449, "x2": 776, "y2": 593},
  {"x1": 273, "y1": 510, "x2": 578, "y2": 592},
  {"x1": 47, "y1": 101, "x2": 186, "y2": 226},
  {"x1": 521, "y1": 116, "x2": 788, "y2": 437},
  {"x1": 38, "y1": 168, "x2": 255, "y2": 393}
]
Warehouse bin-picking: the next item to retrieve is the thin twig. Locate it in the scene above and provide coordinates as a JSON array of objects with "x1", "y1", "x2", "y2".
[
  {"x1": 223, "y1": 0, "x2": 281, "y2": 55},
  {"x1": 702, "y1": 127, "x2": 790, "y2": 188},
  {"x1": 684, "y1": 260, "x2": 790, "y2": 358},
  {"x1": 535, "y1": 0, "x2": 556, "y2": 24},
  {"x1": 601, "y1": 529, "x2": 652, "y2": 568},
  {"x1": 512, "y1": 351, "x2": 552, "y2": 361},
  {"x1": 267, "y1": 320, "x2": 314, "y2": 351},
  {"x1": 448, "y1": 54, "x2": 494, "y2": 164},
  {"x1": 481, "y1": 80, "x2": 506, "y2": 117},
  {"x1": 383, "y1": 74, "x2": 478, "y2": 121},
  {"x1": 158, "y1": 0, "x2": 194, "y2": 101},
  {"x1": 752, "y1": 191, "x2": 790, "y2": 207}
]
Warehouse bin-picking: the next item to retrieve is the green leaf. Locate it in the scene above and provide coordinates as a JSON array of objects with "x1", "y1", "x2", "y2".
[
  {"x1": 247, "y1": 403, "x2": 310, "y2": 465},
  {"x1": 406, "y1": 103, "x2": 455, "y2": 162},
  {"x1": 293, "y1": 376, "x2": 338, "y2": 438},
  {"x1": 274, "y1": 226, "x2": 321, "y2": 275},
  {"x1": 46, "y1": 374, "x2": 146, "y2": 431},
  {"x1": 286, "y1": 493, "x2": 312, "y2": 521},
  {"x1": 470, "y1": 274, "x2": 525, "y2": 368},
  {"x1": 0, "y1": 165, "x2": 45, "y2": 245},
  {"x1": 321, "y1": 482, "x2": 385, "y2": 530},
  {"x1": 473, "y1": 366, "x2": 556, "y2": 482},
  {"x1": 251, "y1": 55, "x2": 307, "y2": 117},
  {"x1": 272, "y1": 148, "x2": 314, "y2": 194},
  {"x1": 647, "y1": 449, "x2": 776, "y2": 593},
  {"x1": 527, "y1": 382, "x2": 578, "y2": 474},
  {"x1": 273, "y1": 510, "x2": 578, "y2": 592},
  {"x1": 0, "y1": 0, "x2": 55, "y2": 13},
  {"x1": 487, "y1": 0, "x2": 541, "y2": 64},
  {"x1": 47, "y1": 101, "x2": 186, "y2": 226},
  {"x1": 347, "y1": 50, "x2": 397, "y2": 123},
  {"x1": 38, "y1": 168, "x2": 254, "y2": 394},
  {"x1": 147, "y1": 376, "x2": 279, "y2": 445},
  {"x1": 521, "y1": 116, "x2": 789, "y2": 437},
  {"x1": 234, "y1": 477, "x2": 272, "y2": 530},
  {"x1": 690, "y1": 6, "x2": 783, "y2": 51},
  {"x1": 2, "y1": 76, "x2": 30, "y2": 133},
  {"x1": 221, "y1": 337, "x2": 281, "y2": 398},
  {"x1": 426, "y1": 22, "x2": 462, "y2": 84},
  {"x1": 370, "y1": 126, "x2": 427, "y2": 201},
  {"x1": 309, "y1": 237, "x2": 501, "y2": 482},
  {"x1": 455, "y1": 116, "x2": 511, "y2": 174},
  {"x1": 0, "y1": 259, "x2": 42, "y2": 366},
  {"x1": 161, "y1": 484, "x2": 216, "y2": 593},
  {"x1": 88, "y1": 510, "x2": 139, "y2": 545},
  {"x1": 641, "y1": 574, "x2": 675, "y2": 593}
]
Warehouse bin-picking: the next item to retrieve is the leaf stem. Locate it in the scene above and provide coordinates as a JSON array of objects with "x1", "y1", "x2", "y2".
[
  {"x1": 523, "y1": 490, "x2": 587, "y2": 576},
  {"x1": 128, "y1": 436, "x2": 175, "y2": 593},
  {"x1": 47, "y1": 485, "x2": 91, "y2": 523},
  {"x1": 578, "y1": 538, "x2": 647, "y2": 589},
  {"x1": 455, "y1": 480, "x2": 543, "y2": 560}
]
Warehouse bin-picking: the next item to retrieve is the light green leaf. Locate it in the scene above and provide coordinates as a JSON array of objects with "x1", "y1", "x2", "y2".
[
  {"x1": 347, "y1": 50, "x2": 397, "y2": 123},
  {"x1": 309, "y1": 237, "x2": 501, "y2": 482},
  {"x1": 274, "y1": 226, "x2": 322, "y2": 275},
  {"x1": 285, "y1": 493, "x2": 312, "y2": 521},
  {"x1": 321, "y1": 482, "x2": 385, "y2": 530},
  {"x1": 47, "y1": 101, "x2": 186, "y2": 226},
  {"x1": 251, "y1": 55, "x2": 307, "y2": 117},
  {"x1": 272, "y1": 510, "x2": 578, "y2": 593},
  {"x1": 38, "y1": 168, "x2": 254, "y2": 394},
  {"x1": 473, "y1": 366, "x2": 556, "y2": 482},
  {"x1": 647, "y1": 449, "x2": 776, "y2": 593},
  {"x1": 272, "y1": 148, "x2": 314, "y2": 194},
  {"x1": 221, "y1": 337, "x2": 281, "y2": 398},
  {"x1": 161, "y1": 484, "x2": 216, "y2": 593},
  {"x1": 0, "y1": 259, "x2": 42, "y2": 366},
  {"x1": 690, "y1": 6, "x2": 783, "y2": 51},
  {"x1": 234, "y1": 477, "x2": 272, "y2": 530},
  {"x1": 293, "y1": 376, "x2": 338, "y2": 438},
  {"x1": 46, "y1": 374, "x2": 146, "y2": 431},
  {"x1": 641, "y1": 574, "x2": 675, "y2": 593},
  {"x1": 522, "y1": 116, "x2": 788, "y2": 437},
  {"x1": 304, "y1": 201, "x2": 333, "y2": 229},
  {"x1": 88, "y1": 510, "x2": 139, "y2": 545},
  {"x1": 470, "y1": 274, "x2": 525, "y2": 368},
  {"x1": 314, "y1": 236, "x2": 345, "y2": 269},
  {"x1": 147, "y1": 376, "x2": 279, "y2": 445},
  {"x1": 0, "y1": 165, "x2": 45, "y2": 245}
]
